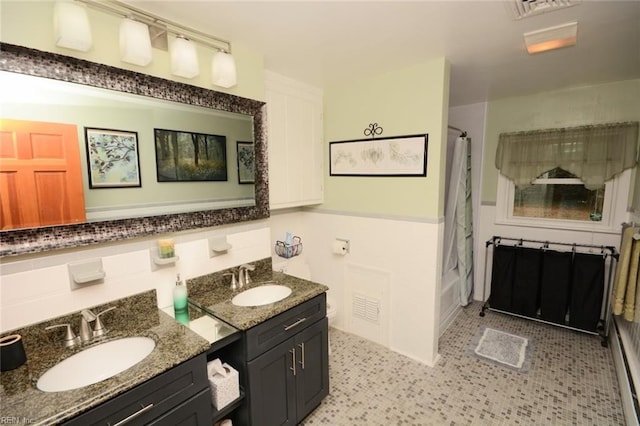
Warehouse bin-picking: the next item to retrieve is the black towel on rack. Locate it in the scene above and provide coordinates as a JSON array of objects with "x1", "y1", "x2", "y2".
[
  {"x1": 539, "y1": 250, "x2": 572, "y2": 324},
  {"x1": 511, "y1": 247, "x2": 542, "y2": 316},
  {"x1": 489, "y1": 245, "x2": 517, "y2": 311},
  {"x1": 569, "y1": 253, "x2": 605, "y2": 332}
]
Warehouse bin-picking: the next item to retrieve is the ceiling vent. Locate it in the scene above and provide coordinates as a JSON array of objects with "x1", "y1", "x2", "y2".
[{"x1": 508, "y1": 0, "x2": 580, "y2": 20}]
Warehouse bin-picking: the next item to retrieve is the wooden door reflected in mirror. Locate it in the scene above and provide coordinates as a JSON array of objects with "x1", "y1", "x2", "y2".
[{"x1": 0, "y1": 118, "x2": 86, "y2": 230}]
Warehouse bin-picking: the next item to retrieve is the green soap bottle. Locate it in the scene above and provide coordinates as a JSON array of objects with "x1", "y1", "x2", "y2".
[{"x1": 173, "y1": 273, "x2": 188, "y2": 321}]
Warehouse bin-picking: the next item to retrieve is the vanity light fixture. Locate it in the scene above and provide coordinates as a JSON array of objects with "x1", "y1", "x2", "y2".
[
  {"x1": 53, "y1": 1, "x2": 93, "y2": 52},
  {"x1": 524, "y1": 21, "x2": 578, "y2": 54},
  {"x1": 211, "y1": 50, "x2": 237, "y2": 88},
  {"x1": 171, "y1": 35, "x2": 200, "y2": 78},
  {"x1": 71, "y1": 0, "x2": 236, "y2": 83},
  {"x1": 119, "y1": 17, "x2": 153, "y2": 66}
]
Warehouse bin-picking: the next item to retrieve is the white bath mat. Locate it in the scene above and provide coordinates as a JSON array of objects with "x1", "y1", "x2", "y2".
[{"x1": 468, "y1": 326, "x2": 534, "y2": 373}]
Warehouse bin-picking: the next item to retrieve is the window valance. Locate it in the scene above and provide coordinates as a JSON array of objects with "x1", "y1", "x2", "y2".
[{"x1": 496, "y1": 121, "x2": 639, "y2": 190}]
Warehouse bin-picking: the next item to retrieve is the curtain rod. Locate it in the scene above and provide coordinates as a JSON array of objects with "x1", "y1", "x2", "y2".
[{"x1": 447, "y1": 125, "x2": 467, "y2": 137}]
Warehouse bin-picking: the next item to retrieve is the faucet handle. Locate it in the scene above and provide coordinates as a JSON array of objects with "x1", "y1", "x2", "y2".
[
  {"x1": 223, "y1": 272, "x2": 238, "y2": 291},
  {"x1": 239, "y1": 264, "x2": 255, "y2": 286},
  {"x1": 45, "y1": 323, "x2": 80, "y2": 348},
  {"x1": 93, "y1": 306, "x2": 116, "y2": 338}
]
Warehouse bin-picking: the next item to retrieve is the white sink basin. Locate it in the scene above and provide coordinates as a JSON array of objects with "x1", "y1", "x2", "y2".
[
  {"x1": 232, "y1": 284, "x2": 292, "y2": 307},
  {"x1": 37, "y1": 337, "x2": 155, "y2": 392}
]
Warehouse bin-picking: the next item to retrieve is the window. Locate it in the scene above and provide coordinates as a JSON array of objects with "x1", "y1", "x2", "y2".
[
  {"x1": 496, "y1": 167, "x2": 630, "y2": 232},
  {"x1": 495, "y1": 121, "x2": 637, "y2": 231},
  {"x1": 513, "y1": 168, "x2": 605, "y2": 222}
]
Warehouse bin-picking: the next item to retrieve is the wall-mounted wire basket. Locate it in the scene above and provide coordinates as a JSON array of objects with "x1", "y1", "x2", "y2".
[{"x1": 275, "y1": 236, "x2": 303, "y2": 259}]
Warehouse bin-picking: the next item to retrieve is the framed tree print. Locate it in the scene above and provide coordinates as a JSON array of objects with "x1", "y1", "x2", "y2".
[
  {"x1": 236, "y1": 141, "x2": 255, "y2": 184},
  {"x1": 154, "y1": 128, "x2": 227, "y2": 182},
  {"x1": 85, "y1": 127, "x2": 141, "y2": 188}
]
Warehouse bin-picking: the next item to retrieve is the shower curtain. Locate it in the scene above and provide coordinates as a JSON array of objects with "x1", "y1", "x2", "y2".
[{"x1": 443, "y1": 135, "x2": 473, "y2": 306}]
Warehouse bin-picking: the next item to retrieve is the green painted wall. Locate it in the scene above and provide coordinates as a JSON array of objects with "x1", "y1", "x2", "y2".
[
  {"x1": 482, "y1": 79, "x2": 640, "y2": 204},
  {"x1": 0, "y1": 1, "x2": 264, "y2": 100},
  {"x1": 323, "y1": 58, "x2": 450, "y2": 219}
]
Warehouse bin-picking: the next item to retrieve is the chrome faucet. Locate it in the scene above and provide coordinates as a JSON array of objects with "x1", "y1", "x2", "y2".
[
  {"x1": 238, "y1": 264, "x2": 255, "y2": 288},
  {"x1": 45, "y1": 307, "x2": 117, "y2": 348},
  {"x1": 79, "y1": 309, "x2": 97, "y2": 342}
]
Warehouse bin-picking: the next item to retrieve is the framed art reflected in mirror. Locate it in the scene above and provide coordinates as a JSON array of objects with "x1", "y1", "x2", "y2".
[
  {"x1": 237, "y1": 141, "x2": 255, "y2": 184},
  {"x1": 85, "y1": 127, "x2": 141, "y2": 189},
  {"x1": 154, "y1": 129, "x2": 227, "y2": 182}
]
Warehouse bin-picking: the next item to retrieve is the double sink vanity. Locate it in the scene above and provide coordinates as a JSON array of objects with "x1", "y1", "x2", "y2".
[
  {"x1": 0, "y1": 258, "x2": 329, "y2": 425},
  {"x1": 0, "y1": 44, "x2": 328, "y2": 426}
]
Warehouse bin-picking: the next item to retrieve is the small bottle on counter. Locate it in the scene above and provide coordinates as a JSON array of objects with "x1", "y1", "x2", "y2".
[{"x1": 173, "y1": 274, "x2": 189, "y2": 325}]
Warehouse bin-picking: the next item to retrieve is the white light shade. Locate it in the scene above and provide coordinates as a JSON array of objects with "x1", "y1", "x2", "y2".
[
  {"x1": 53, "y1": 1, "x2": 92, "y2": 52},
  {"x1": 171, "y1": 37, "x2": 200, "y2": 78},
  {"x1": 119, "y1": 18, "x2": 152, "y2": 66},
  {"x1": 211, "y1": 51, "x2": 237, "y2": 88},
  {"x1": 524, "y1": 22, "x2": 578, "y2": 54}
]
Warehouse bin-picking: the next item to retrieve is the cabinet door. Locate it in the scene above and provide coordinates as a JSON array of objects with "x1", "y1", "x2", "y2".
[
  {"x1": 265, "y1": 71, "x2": 323, "y2": 210},
  {"x1": 247, "y1": 338, "x2": 297, "y2": 426},
  {"x1": 295, "y1": 317, "x2": 329, "y2": 421}
]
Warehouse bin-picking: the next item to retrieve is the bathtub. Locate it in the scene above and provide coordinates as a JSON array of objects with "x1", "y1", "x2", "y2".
[{"x1": 440, "y1": 268, "x2": 462, "y2": 335}]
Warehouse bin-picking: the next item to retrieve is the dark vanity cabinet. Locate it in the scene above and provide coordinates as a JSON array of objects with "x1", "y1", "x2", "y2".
[
  {"x1": 247, "y1": 317, "x2": 328, "y2": 425},
  {"x1": 63, "y1": 353, "x2": 210, "y2": 426},
  {"x1": 245, "y1": 294, "x2": 329, "y2": 426},
  {"x1": 194, "y1": 292, "x2": 329, "y2": 426}
]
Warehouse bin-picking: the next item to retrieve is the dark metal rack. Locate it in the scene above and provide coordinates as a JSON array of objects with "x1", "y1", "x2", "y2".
[{"x1": 481, "y1": 236, "x2": 619, "y2": 346}]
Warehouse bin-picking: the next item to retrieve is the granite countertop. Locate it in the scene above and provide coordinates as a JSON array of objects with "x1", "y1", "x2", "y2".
[
  {"x1": 188, "y1": 260, "x2": 329, "y2": 330},
  {"x1": 0, "y1": 290, "x2": 210, "y2": 425}
]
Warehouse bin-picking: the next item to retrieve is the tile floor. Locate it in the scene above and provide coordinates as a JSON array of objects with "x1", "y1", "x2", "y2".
[{"x1": 302, "y1": 302, "x2": 625, "y2": 425}]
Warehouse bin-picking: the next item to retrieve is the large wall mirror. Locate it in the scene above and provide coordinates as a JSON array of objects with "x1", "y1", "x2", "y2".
[{"x1": 0, "y1": 43, "x2": 269, "y2": 257}]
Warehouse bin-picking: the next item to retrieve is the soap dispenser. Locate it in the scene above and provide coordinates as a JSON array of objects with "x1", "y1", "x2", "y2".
[{"x1": 173, "y1": 274, "x2": 189, "y2": 325}]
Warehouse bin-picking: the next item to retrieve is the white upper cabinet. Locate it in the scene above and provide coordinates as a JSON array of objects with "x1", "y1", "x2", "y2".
[{"x1": 265, "y1": 71, "x2": 323, "y2": 210}]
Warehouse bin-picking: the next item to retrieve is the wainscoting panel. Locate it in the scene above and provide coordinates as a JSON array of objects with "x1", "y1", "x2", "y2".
[{"x1": 345, "y1": 262, "x2": 390, "y2": 347}]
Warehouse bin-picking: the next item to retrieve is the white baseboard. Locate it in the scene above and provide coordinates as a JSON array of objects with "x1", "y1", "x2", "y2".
[{"x1": 439, "y1": 304, "x2": 462, "y2": 336}]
